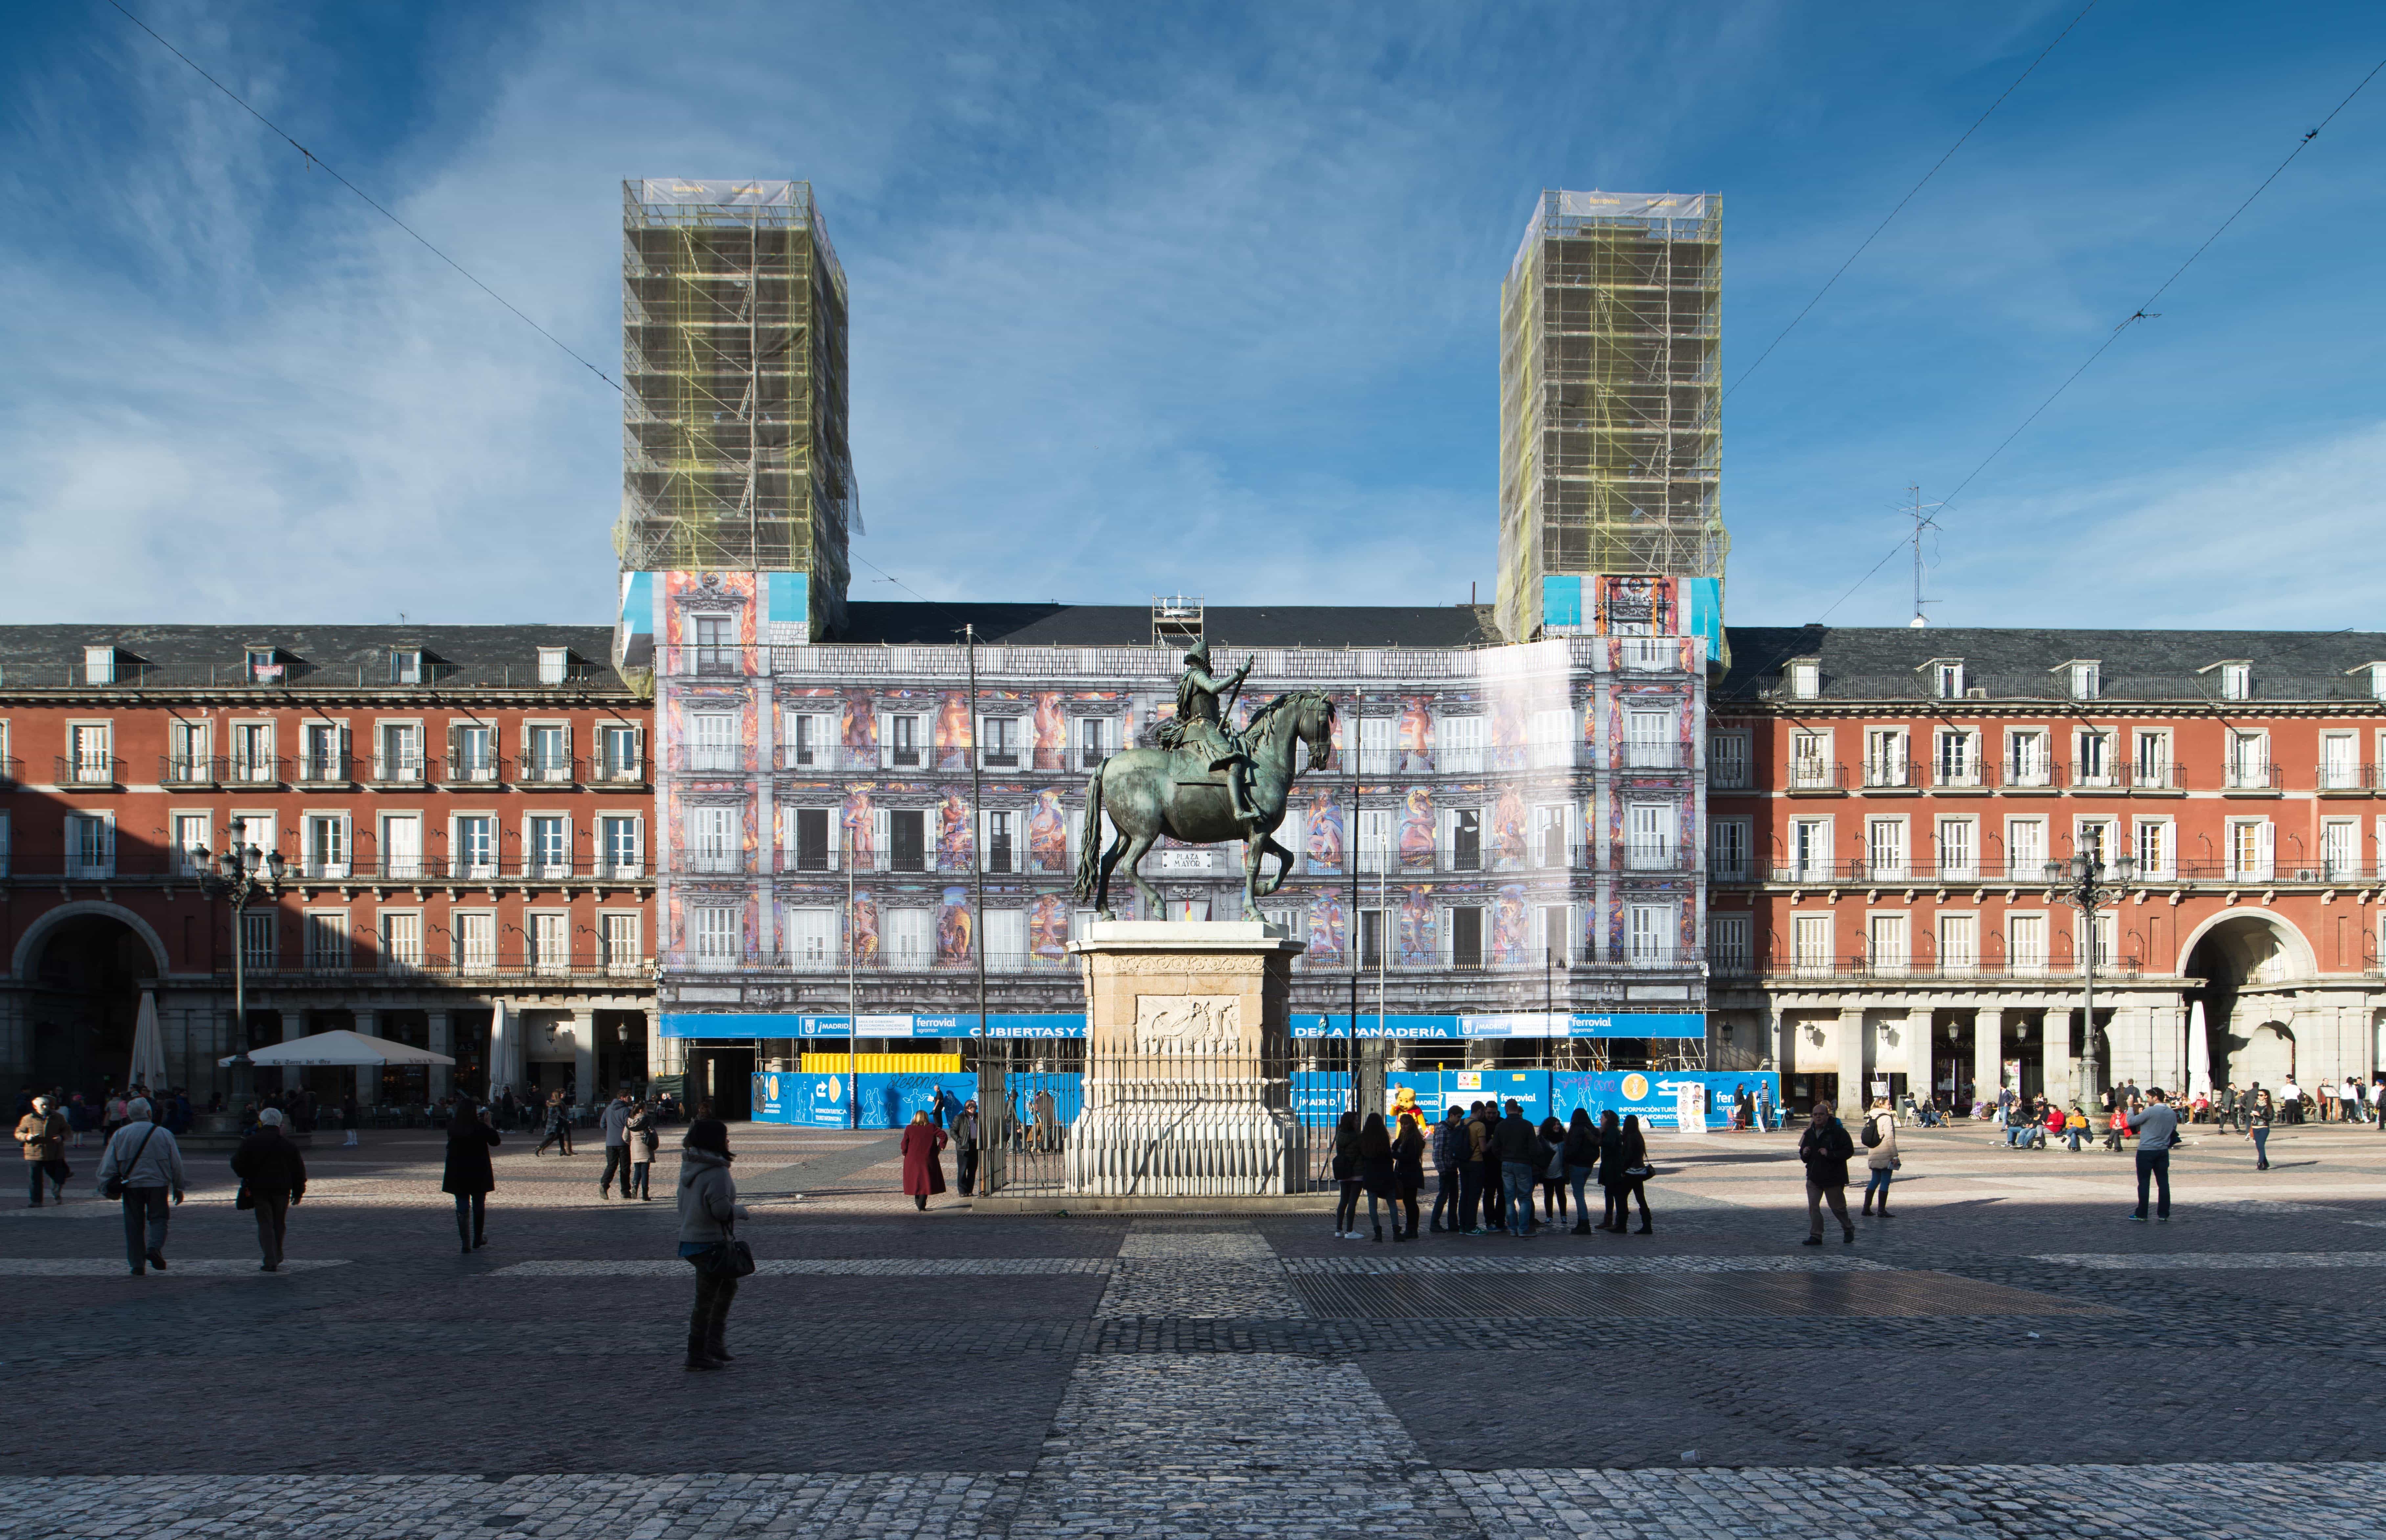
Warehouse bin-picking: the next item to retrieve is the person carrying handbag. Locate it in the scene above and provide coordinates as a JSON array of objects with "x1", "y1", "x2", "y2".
[
  {"x1": 230, "y1": 1107, "x2": 307, "y2": 1270},
  {"x1": 15, "y1": 1096, "x2": 69, "y2": 1206},
  {"x1": 677, "y1": 1118, "x2": 751, "y2": 1371}
]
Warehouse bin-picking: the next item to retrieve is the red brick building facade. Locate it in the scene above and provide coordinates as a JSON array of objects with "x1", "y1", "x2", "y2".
[
  {"x1": 0, "y1": 626, "x2": 655, "y2": 1108},
  {"x1": 1706, "y1": 627, "x2": 2386, "y2": 1113}
]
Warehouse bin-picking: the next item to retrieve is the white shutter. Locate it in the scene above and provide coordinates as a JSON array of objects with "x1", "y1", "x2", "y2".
[{"x1": 2258, "y1": 822, "x2": 2275, "y2": 880}]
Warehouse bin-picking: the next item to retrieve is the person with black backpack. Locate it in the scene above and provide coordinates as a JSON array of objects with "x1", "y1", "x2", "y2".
[
  {"x1": 1798, "y1": 1101, "x2": 1857, "y2": 1246},
  {"x1": 1859, "y1": 1098, "x2": 1898, "y2": 1217}
]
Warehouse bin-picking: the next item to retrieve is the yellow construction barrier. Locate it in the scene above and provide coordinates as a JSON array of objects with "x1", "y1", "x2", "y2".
[{"x1": 799, "y1": 1053, "x2": 962, "y2": 1075}]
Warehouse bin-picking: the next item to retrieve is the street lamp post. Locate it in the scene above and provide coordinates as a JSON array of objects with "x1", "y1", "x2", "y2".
[
  {"x1": 197, "y1": 817, "x2": 284, "y2": 1117},
  {"x1": 2045, "y1": 849, "x2": 2134, "y2": 1113}
]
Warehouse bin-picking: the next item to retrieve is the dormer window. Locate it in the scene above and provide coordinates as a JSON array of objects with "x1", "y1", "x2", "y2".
[
  {"x1": 2217, "y1": 662, "x2": 2250, "y2": 701},
  {"x1": 83, "y1": 646, "x2": 117, "y2": 685},
  {"x1": 1787, "y1": 659, "x2": 1819, "y2": 700},
  {"x1": 390, "y1": 648, "x2": 423, "y2": 685},
  {"x1": 537, "y1": 647, "x2": 571, "y2": 685},
  {"x1": 2065, "y1": 661, "x2": 2100, "y2": 701},
  {"x1": 246, "y1": 647, "x2": 284, "y2": 684},
  {"x1": 2367, "y1": 663, "x2": 2386, "y2": 702},
  {"x1": 1928, "y1": 660, "x2": 1964, "y2": 700}
]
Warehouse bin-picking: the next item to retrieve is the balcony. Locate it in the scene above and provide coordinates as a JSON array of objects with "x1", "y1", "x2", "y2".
[
  {"x1": 55, "y1": 755, "x2": 123, "y2": 788},
  {"x1": 2316, "y1": 761, "x2": 2372, "y2": 796},
  {"x1": 294, "y1": 754, "x2": 353, "y2": 788},
  {"x1": 160, "y1": 754, "x2": 219, "y2": 788},
  {"x1": 2122, "y1": 760, "x2": 2185, "y2": 793},
  {"x1": 513, "y1": 756, "x2": 579, "y2": 789},
  {"x1": 2222, "y1": 762, "x2": 2282, "y2": 795},
  {"x1": 1620, "y1": 743, "x2": 1687, "y2": 771},
  {"x1": 1771, "y1": 953, "x2": 2146, "y2": 983},
  {"x1": 2067, "y1": 761, "x2": 2124, "y2": 793},
  {"x1": 590, "y1": 750, "x2": 647, "y2": 787},
  {"x1": 1858, "y1": 759, "x2": 1918, "y2": 791},
  {"x1": 699, "y1": 943, "x2": 1706, "y2": 978},
  {"x1": 223, "y1": 754, "x2": 287, "y2": 787},
  {"x1": 368, "y1": 754, "x2": 428, "y2": 787},
  {"x1": 1786, "y1": 760, "x2": 1846, "y2": 794},
  {"x1": 1929, "y1": 760, "x2": 1985, "y2": 792},
  {"x1": 1995, "y1": 758, "x2": 2059, "y2": 792},
  {"x1": 219, "y1": 954, "x2": 650, "y2": 985},
  {"x1": 0, "y1": 853, "x2": 654, "y2": 885},
  {"x1": 432, "y1": 756, "x2": 505, "y2": 788},
  {"x1": 0, "y1": 757, "x2": 18, "y2": 789}
]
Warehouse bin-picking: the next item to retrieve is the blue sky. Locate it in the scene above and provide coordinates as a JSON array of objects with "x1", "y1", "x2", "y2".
[{"x1": 3, "y1": 1, "x2": 2383, "y2": 631}]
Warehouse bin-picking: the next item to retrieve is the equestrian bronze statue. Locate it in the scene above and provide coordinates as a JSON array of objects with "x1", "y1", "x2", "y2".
[{"x1": 1073, "y1": 654, "x2": 1337, "y2": 921}]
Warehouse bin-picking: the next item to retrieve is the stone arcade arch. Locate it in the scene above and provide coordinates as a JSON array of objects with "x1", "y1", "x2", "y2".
[
  {"x1": 2177, "y1": 912, "x2": 2315, "y2": 1090},
  {"x1": 13, "y1": 902, "x2": 170, "y2": 1097}
]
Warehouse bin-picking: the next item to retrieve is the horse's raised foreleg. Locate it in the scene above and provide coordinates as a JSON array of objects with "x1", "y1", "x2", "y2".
[{"x1": 1255, "y1": 835, "x2": 1295, "y2": 898}]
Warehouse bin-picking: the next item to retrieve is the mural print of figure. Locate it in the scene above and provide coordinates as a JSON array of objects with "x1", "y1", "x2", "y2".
[
  {"x1": 841, "y1": 691, "x2": 877, "y2": 770},
  {"x1": 1491, "y1": 786, "x2": 1528, "y2": 871},
  {"x1": 1303, "y1": 789, "x2": 1345, "y2": 875},
  {"x1": 1491, "y1": 693, "x2": 1528, "y2": 771},
  {"x1": 1396, "y1": 786, "x2": 1435, "y2": 872},
  {"x1": 934, "y1": 692, "x2": 973, "y2": 771},
  {"x1": 1307, "y1": 891, "x2": 1347, "y2": 966},
  {"x1": 1028, "y1": 788, "x2": 1069, "y2": 874},
  {"x1": 1029, "y1": 894, "x2": 1070, "y2": 965},
  {"x1": 1396, "y1": 886, "x2": 1437, "y2": 967},
  {"x1": 842, "y1": 787, "x2": 875, "y2": 870},
  {"x1": 849, "y1": 894, "x2": 881, "y2": 966},
  {"x1": 1493, "y1": 883, "x2": 1530, "y2": 965},
  {"x1": 1396, "y1": 697, "x2": 1434, "y2": 774},
  {"x1": 936, "y1": 791, "x2": 975, "y2": 871},
  {"x1": 1032, "y1": 692, "x2": 1067, "y2": 771},
  {"x1": 935, "y1": 886, "x2": 973, "y2": 966}
]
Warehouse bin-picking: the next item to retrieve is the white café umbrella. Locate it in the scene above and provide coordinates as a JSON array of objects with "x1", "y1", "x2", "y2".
[
  {"x1": 221, "y1": 1029, "x2": 454, "y2": 1068},
  {"x1": 2186, "y1": 999, "x2": 2211, "y2": 1100},
  {"x1": 128, "y1": 991, "x2": 169, "y2": 1092}
]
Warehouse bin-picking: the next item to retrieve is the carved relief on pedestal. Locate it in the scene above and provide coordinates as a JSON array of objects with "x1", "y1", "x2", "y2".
[{"x1": 1132, "y1": 995, "x2": 1243, "y2": 1054}]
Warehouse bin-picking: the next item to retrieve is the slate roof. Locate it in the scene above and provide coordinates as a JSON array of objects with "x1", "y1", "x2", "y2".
[
  {"x1": 1717, "y1": 626, "x2": 2386, "y2": 706},
  {"x1": 832, "y1": 602, "x2": 1504, "y2": 649},
  {"x1": 0, "y1": 625, "x2": 624, "y2": 693}
]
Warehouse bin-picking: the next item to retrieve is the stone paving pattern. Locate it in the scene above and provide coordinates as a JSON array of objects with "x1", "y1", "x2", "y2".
[{"x1": 8, "y1": 1117, "x2": 2386, "y2": 1536}]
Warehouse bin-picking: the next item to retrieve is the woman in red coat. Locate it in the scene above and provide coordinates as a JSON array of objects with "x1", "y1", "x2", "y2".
[{"x1": 900, "y1": 1110, "x2": 948, "y2": 1211}]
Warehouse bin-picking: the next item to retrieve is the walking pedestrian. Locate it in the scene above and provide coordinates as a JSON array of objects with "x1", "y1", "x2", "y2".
[
  {"x1": 230, "y1": 1107, "x2": 307, "y2": 1271},
  {"x1": 14, "y1": 1095, "x2": 69, "y2": 1206},
  {"x1": 1798, "y1": 1100, "x2": 1857, "y2": 1246},
  {"x1": 1594, "y1": 1110, "x2": 1627, "y2": 1231},
  {"x1": 2128, "y1": 1086, "x2": 2179, "y2": 1221},
  {"x1": 1429, "y1": 1105, "x2": 1466, "y2": 1233},
  {"x1": 1608, "y1": 1114, "x2": 1653, "y2": 1234},
  {"x1": 1535, "y1": 1115, "x2": 1569, "y2": 1226},
  {"x1": 1563, "y1": 1108, "x2": 1600, "y2": 1234},
  {"x1": 1331, "y1": 1110, "x2": 1363, "y2": 1239},
  {"x1": 442, "y1": 1097, "x2": 501, "y2": 1253},
  {"x1": 1495, "y1": 1099, "x2": 1539, "y2": 1238},
  {"x1": 931, "y1": 1084, "x2": 952, "y2": 1130},
  {"x1": 676, "y1": 1118, "x2": 746, "y2": 1371},
  {"x1": 95, "y1": 1098, "x2": 184, "y2": 1276},
  {"x1": 900, "y1": 1109, "x2": 948, "y2": 1212},
  {"x1": 625, "y1": 1098, "x2": 658, "y2": 1200},
  {"x1": 2372, "y1": 1077, "x2": 2386, "y2": 1132},
  {"x1": 339, "y1": 1093, "x2": 360, "y2": 1149},
  {"x1": 1357, "y1": 1111, "x2": 1397, "y2": 1242},
  {"x1": 535, "y1": 1091, "x2": 568, "y2": 1157},
  {"x1": 2250, "y1": 1089, "x2": 2275, "y2": 1170},
  {"x1": 952, "y1": 1098, "x2": 982, "y2": 1197},
  {"x1": 1391, "y1": 1110, "x2": 1425, "y2": 1242},
  {"x1": 1859, "y1": 1098, "x2": 1898, "y2": 1216},
  {"x1": 598, "y1": 1090, "x2": 635, "y2": 1199}
]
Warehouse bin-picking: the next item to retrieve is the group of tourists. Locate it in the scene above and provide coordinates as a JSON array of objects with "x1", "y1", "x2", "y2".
[{"x1": 1325, "y1": 1101, "x2": 1658, "y2": 1242}]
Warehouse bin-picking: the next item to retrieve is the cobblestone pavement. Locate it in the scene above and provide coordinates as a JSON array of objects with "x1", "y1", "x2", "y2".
[{"x1": 9, "y1": 1119, "x2": 2386, "y2": 1536}]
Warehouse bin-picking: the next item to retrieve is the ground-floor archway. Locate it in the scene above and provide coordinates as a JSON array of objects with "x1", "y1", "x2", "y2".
[
  {"x1": 2182, "y1": 914, "x2": 2312, "y2": 1087},
  {"x1": 25, "y1": 911, "x2": 159, "y2": 1099}
]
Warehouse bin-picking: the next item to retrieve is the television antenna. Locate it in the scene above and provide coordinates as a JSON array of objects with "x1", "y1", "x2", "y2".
[{"x1": 1904, "y1": 484, "x2": 1947, "y2": 627}]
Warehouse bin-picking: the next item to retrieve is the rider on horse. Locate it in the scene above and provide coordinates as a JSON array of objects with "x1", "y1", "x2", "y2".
[{"x1": 1157, "y1": 638, "x2": 1259, "y2": 829}]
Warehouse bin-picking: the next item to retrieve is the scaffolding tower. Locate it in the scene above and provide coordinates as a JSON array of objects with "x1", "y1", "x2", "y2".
[
  {"x1": 616, "y1": 179, "x2": 856, "y2": 634},
  {"x1": 1496, "y1": 191, "x2": 1724, "y2": 644}
]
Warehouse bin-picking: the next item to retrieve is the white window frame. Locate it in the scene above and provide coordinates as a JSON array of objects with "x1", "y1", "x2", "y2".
[
  {"x1": 600, "y1": 911, "x2": 643, "y2": 976},
  {"x1": 1789, "y1": 731, "x2": 1833, "y2": 790},
  {"x1": 1865, "y1": 912, "x2": 1909, "y2": 973},
  {"x1": 691, "y1": 906, "x2": 741, "y2": 972},
  {"x1": 1624, "y1": 903, "x2": 1674, "y2": 968},
  {"x1": 1932, "y1": 661, "x2": 1964, "y2": 700},
  {"x1": 2320, "y1": 818, "x2": 2360, "y2": 882},
  {"x1": 528, "y1": 908, "x2": 571, "y2": 975},
  {"x1": 452, "y1": 813, "x2": 499, "y2": 880},
  {"x1": 1623, "y1": 709, "x2": 1676, "y2": 769},
  {"x1": 688, "y1": 806, "x2": 741, "y2": 874},
  {"x1": 2074, "y1": 728, "x2": 2115, "y2": 788},
  {"x1": 374, "y1": 720, "x2": 424, "y2": 783},
  {"x1": 1623, "y1": 803, "x2": 1673, "y2": 871},
  {"x1": 1708, "y1": 914, "x2": 1750, "y2": 974},
  {"x1": 523, "y1": 721, "x2": 573, "y2": 784},
  {"x1": 536, "y1": 647, "x2": 570, "y2": 686},
  {"x1": 2219, "y1": 662, "x2": 2251, "y2": 701},
  {"x1": 455, "y1": 910, "x2": 498, "y2": 972},
  {"x1": 390, "y1": 648, "x2": 423, "y2": 685},
  {"x1": 2005, "y1": 728, "x2": 2050, "y2": 788},
  {"x1": 2228, "y1": 730, "x2": 2271, "y2": 790},
  {"x1": 2131, "y1": 729, "x2": 2172, "y2": 789},
  {"x1": 1935, "y1": 816, "x2": 1977, "y2": 881},
  {"x1": 303, "y1": 909, "x2": 351, "y2": 973},
  {"x1": 1936, "y1": 912, "x2": 1978, "y2": 975},
  {"x1": 783, "y1": 711, "x2": 830, "y2": 770},
  {"x1": 1708, "y1": 731, "x2": 1749, "y2": 789},
  {"x1": 301, "y1": 812, "x2": 350, "y2": 879},
  {"x1": 2132, "y1": 817, "x2": 2174, "y2": 881},
  {"x1": 598, "y1": 814, "x2": 645, "y2": 879},
  {"x1": 1933, "y1": 727, "x2": 1978, "y2": 788},
  {"x1": 1786, "y1": 817, "x2": 1833, "y2": 882},
  {"x1": 378, "y1": 813, "x2": 424, "y2": 880},
  {"x1": 1862, "y1": 728, "x2": 1910, "y2": 788},
  {"x1": 1864, "y1": 816, "x2": 1907, "y2": 881},
  {"x1": 1787, "y1": 659, "x2": 1819, "y2": 700},
  {"x1": 2320, "y1": 731, "x2": 2361, "y2": 791},
  {"x1": 1791, "y1": 913, "x2": 1834, "y2": 976},
  {"x1": 1708, "y1": 817, "x2": 1750, "y2": 881},
  {"x1": 688, "y1": 712, "x2": 739, "y2": 774},
  {"x1": 170, "y1": 811, "x2": 211, "y2": 877},
  {"x1": 2006, "y1": 816, "x2": 2049, "y2": 882},
  {"x1": 2067, "y1": 662, "x2": 2100, "y2": 701},
  {"x1": 2007, "y1": 911, "x2": 2048, "y2": 974},
  {"x1": 228, "y1": 720, "x2": 276, "y2": 784},
  {"x1": 379, "y1": 910, "x2": 425, "y2": 974},
  {"x1": 525, "y1": 813, "x2": 572, "y2": 878},
  {"x1": 2226, "y1": 818, "x2": 2273, "y2": 883},
  {"x1": 979, "y1": 715, "x2": 1023, "y2": 770}
]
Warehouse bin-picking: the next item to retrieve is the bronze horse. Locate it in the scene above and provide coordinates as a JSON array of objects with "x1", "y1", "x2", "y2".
[{"x1": 1074, "y1": 690, "x2": 1337, "y2": 921}]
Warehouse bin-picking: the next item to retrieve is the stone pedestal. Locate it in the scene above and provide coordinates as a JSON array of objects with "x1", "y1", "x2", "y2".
[{"x1": 1065, "y1": 920, "x2": 1307, "y2": 1197}]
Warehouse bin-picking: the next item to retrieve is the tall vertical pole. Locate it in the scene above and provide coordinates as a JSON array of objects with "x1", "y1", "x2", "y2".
[
  {"x1": 847, "y1": 853, "x2": 858, "y2": 1130},
  {"x1": 966, "y1": 623, "x2": 989, "y2": 1077},
  {"x1": 2079, "y1": 890, "x2": 2099, "y2": 1112},
  {"x1": 1348, "y1": 691, "x2": 1360, "y2": 1112}
]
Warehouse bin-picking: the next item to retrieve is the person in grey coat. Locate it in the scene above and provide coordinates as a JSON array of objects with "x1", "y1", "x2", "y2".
[
  {"x1": 676, "y1": 1118, "x2": 747, "y2": 1371},
  {"x1": 95, "y1": 1098, "x2": 185, "y2": 1276},
  {"x1": 598, "y1": 1091, "x2": 635, "y2": 1199}
]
